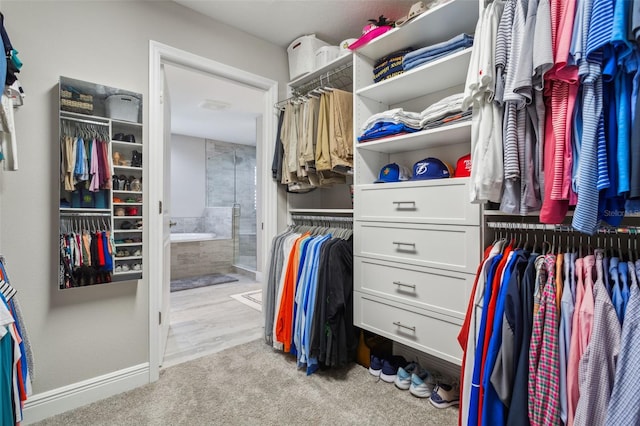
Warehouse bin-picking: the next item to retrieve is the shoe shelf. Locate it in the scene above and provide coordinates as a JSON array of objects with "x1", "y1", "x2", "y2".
[
  {"x1": 112, "y1": 140, "x2": 143, "y2": 148},
  {"x1": 113, "y1": 229, "x2": 142, "y2": 234},
  {"x1": 113, "y1": 202, "x2": 143, "y2": 207},
  {"x1": 111, "y1": 118, "x2": 142, "y2": 127},
  {"x1": 114, "y1": 256, "x2": 143, "y2": 261},
  {"x1": 112, "y1": 190, "x2": 142, "y2": 195},
  {"x1": 114, "y1": 215, "x2": 142, "y2": 219},
  {"x1": 114, "y1": 242, "x2": 142, "y2": 247}
]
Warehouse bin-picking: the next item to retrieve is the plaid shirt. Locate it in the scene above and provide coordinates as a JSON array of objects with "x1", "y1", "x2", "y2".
[{"x1": 528, "y1": 254, "x2": 561, "y2": 425}]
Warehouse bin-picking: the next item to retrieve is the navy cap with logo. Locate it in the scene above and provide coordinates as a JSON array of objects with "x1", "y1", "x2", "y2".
[
  {"x1": 411, "y1": 157, "x2": 453, "y2": 180},
  {"x1": 374, "y1": 163, "x2": 411, "y2": 183}
]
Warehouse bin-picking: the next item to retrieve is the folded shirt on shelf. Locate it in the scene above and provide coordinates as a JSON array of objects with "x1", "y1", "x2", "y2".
[
  {"x1": 360, "y1": 108, "x2": 422, "y2": 134},
  {"x1": 422, "y1": 109, "x2": 472, "y2": 129},
  {"x1": 402, "y1": 33, "x2": 474, "y2": 71},
  {"x1": 373, "y1": 48, "x2": 414, "y2": 83},
  {"x1": 419, "y1": 92, "x2": 465, "y2": 127},
  {"x1": 358, "y1": 121, "x2": 421, "y2": 142}
]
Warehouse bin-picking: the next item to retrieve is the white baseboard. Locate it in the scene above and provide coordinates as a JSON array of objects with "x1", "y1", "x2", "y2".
[{"x1": 22, "y1": 363, "x2": 150, "y2": 425}]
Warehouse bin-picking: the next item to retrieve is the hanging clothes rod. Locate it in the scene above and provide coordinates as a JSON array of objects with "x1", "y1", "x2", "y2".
[
  {"x1": 60, "y1": 211, "x2": 111, "y2": 217},
  {"x1": 275, "y1": 62, "x2": 354, "y2": 109},
  {"x1": 486, "y1": 221, "x2": 640, "y2": 234},
  {"x1": 291, "y1": 214, "x2": 353, "y2": 223},
  {"x1": 60, "y1": 116, "x2": 109, "y2": 127}
]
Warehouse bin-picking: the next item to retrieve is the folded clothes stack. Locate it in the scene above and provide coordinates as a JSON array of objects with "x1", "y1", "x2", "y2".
[
  {"x1": 402, "y1": 33, "x2": 474, "y2": 72},
  {"x1": 419, "y1": 92, "x2": 470, "y2": 129},
  {"x1": 358, "y1": 108, "x2": 422, "y2": 142},
  {"x1": 373, "y1": 48, "x2": 414, "y2": 83}
]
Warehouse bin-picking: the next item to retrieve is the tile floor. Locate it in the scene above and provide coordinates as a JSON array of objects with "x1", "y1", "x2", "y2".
[{"x1": 162, "y1": 273, "x2": 263, "y2": 369}]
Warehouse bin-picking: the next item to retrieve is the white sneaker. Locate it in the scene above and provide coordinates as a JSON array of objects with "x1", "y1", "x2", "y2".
[
  {"x1": 395, "y1": 362, "x2": 420, "y2": 390},
  {"x1": 429, "y1": 383, "x2": 460, "y2": 408},
  {"x1": 409, "y1": 368, "x2": 436, "y2": 398}
]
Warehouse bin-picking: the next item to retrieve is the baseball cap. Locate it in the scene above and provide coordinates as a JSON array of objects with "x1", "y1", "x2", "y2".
[
  {"x1": 348, "y1": 24, "x2": 393, "y2": 51},
  {"x1": 454, "y1": 153, "x2": 472, "y2": 177},
  {"x1": 374, "y1": 163, "x2": 411, "y2": 183},
  {"x1": 411, "y1": 157, "x2": 453, "y2": 180},
  {"x1": 395, "y1": 1, "x2": 427, "y2": 27}
]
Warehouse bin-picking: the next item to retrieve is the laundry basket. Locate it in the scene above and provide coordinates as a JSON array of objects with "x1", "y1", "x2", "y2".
[
  {"x1": 105, "y1": 94, "x2": 140, "y2": 123},
  {"x1": 287, "y1": 34, "x2": 330, "y2": 80}
]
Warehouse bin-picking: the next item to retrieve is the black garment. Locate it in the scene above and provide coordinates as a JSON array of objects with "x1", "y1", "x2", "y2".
[
  {"x1": 325, "y1": 238, "x2": 355, "y2": 368},
  {"x1": 309, "y1": 238, "x2": 341, "y2": 363},
  {"x1": 506, "y1": 253, "x2": 539, "y2": 426},
  {"x1": 272, "y1": 109, "x2": 284, "y2": 181}
]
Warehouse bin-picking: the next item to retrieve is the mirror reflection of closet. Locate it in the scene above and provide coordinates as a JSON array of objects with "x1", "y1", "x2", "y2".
[{"x1": 58, "y1": 76, "x2": 144, "y2": 289}]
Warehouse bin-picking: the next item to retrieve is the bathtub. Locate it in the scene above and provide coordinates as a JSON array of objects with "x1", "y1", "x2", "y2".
[{"x1": 170, "y1": 232, "x2": 219, "y2": 243}]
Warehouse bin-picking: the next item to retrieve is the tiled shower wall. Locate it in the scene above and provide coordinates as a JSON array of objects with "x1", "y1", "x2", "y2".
[{"x1": 170, "y1": 207, "x2": 232, "y2": 239}]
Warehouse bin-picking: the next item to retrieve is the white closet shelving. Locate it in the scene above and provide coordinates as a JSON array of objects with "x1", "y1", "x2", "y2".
[{"x1": 352, "y1": 0, "x2": 480, "y2": 366}]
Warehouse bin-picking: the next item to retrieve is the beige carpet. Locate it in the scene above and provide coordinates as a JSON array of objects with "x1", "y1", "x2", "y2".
[{"x1": 33, "y1": 339, "x2": 458, "y2": 425}]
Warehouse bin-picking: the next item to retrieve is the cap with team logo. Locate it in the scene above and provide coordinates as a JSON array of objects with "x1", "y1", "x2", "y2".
[
  {"x1": 454, "y1": 153, "x2": 472, "y2": 177},
  {"x1": 411, "y1": 157, "x2": 453, "y2": 180},
  {"x1": 374, "y1": 163, "x2": 411, "y2": 183}
]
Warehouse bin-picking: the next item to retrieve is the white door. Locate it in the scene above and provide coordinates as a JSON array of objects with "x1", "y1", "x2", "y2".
[{"x1": 159, "y1": 64, "x2": 172, "y2": 365}]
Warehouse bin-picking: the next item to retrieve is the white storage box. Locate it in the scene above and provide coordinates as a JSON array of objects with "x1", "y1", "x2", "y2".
[
  {"x1": 105, "y1": 94, "x2": 140, "y2": 122},
  {"x1": 315, "y1": 46, "x2": 340, "y2": 69},
  {"x1": 287, "y1": 34, "x2": 330, "y2": 80}
]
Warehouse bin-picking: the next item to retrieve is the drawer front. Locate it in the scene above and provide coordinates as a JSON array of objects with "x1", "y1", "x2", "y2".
[
  {"x1": 354, "y1": 257, "x2": 472, "y2": 319},
  {"x1": 354, "y1": 292, "x2": 463, "y2": 365},
  {"x1": 354, "y1": 222, "x2": 480, "y2": 274},
  {"x1": 355, "y1": 180, "x2": 479, "y2": 225}
]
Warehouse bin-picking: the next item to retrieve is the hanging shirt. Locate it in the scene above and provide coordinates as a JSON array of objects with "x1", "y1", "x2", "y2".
[
  {"x1": 605, "y1": 276, "x2": 640, "y2": 424},
  {"x1": 574, "y1": 250, "x2": 621, "y2": 426},
  {"x1": 559, "y1": 251, "x2": 577, "y2": 424},
  {"x1": 567, "y1": 256, "x2": 586, "y2": 426}
]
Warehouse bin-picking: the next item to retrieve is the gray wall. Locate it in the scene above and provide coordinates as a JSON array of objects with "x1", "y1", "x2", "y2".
[
  {"x1": 171, "y1": 134, "x2": 206, "y2": 218},
  {"x1": 0, "y1": 1, "x2": 288, "y2": 394}
]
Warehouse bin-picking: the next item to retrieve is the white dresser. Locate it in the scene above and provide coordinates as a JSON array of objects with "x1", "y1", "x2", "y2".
[{"x1": 352, "y1": 0, "x2": 481, "y2": 366}]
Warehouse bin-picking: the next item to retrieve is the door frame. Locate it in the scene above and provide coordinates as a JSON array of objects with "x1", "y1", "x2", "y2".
[{"x1": 148, "y1": 41, "x2": 279, "y2": 381}]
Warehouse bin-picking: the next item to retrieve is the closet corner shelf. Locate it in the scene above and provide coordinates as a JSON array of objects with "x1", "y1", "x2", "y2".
[
  {"x1": 110, "y1": 118, "x2": 142, "y2": 127},
  {"x1": 114, "y1": 165, "x2": 142, "y2": 171},
  {"x1": 114, "y1": 256, "x2": 143, "y2": 261},
  {"x1": 356, "y1": 121, "x2": 471, "y2": 154},
  {"x1": 112, "y1": 140, "x2": 143, "y2": 148},
  {"x1": 112, "y1": 190, "x2": 143, "y2": 195},
  {"x1": 357, "y1": 177, "x2": 469, "y2": 191},
  {"x1": 289, "y1": 208, "x2": 353, "y2": 215},
  {"x1": 289, "y1": 53, "x2": 352, "y2": 88},
  {"x1": 354, "y1": 0, "x2": 479, "y2": 61},
  {"x1": 356, "y1": 48, "x2": 472, "y2": 105}
]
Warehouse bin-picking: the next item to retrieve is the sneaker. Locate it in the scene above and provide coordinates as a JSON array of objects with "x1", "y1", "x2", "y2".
[
  {"x1": 395, "y1": 362, "x2": 420, "y2": 390},
  {"x1": 409, "y1": 368, "x2": 437, "y2": 398},
  {"x1": 369, "y1": 354, "x2": 383, "y2": 377},
  {"x1": 429, "y1": 383, "x2": 460, "y2": 408},
  {"x1": 380, "y1": 355, "x2": 407, "y2": 383}
]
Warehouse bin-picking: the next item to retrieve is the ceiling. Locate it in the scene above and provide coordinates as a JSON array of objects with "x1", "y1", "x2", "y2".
[{"x1": 167, "y1": 0, "x2": 416, "y2": 145}]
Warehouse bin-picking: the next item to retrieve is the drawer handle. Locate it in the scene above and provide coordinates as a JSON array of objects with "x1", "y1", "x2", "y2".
[
  {"x1": 393, "y1": 321, "x2": 416, "y2": 332},
  {"x1": 392, "y1": 201, "x2": 416, "y2": 206},
  {"x1": 392, "y1": 201, "x2": 416, "y2": 210},
  {"x1": 393, "y1": 241, "x2": 416, "y2": 248},
  {"x1": 393, "y1": 281, "x2": 416, "y2": 290}
]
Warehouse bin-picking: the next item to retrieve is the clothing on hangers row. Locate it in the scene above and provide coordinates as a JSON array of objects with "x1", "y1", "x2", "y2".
[
  {"x1": 459, "y1": 228, "x2": 640, "y2": 426},
  {"x1": 264, "y1": 219, "x2": 355, "y2": 374},
  {"x1": 60, "y1": 122, "x2": 112, "y2": 192},
  {"x1": 0, "y1": 255, "x2": 33, "y2": 425},
  {"x1": 465, "y1": 0, "x2": 640, "y2": 235},
  {"x1": 272, "y1": 88, "x2": 353, "y2": 193}
]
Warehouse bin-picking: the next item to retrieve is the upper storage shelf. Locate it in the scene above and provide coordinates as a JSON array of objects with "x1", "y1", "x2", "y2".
[
  {"x1": 356, "y1": 48, "x2": 472, "y2": 104},
  {"x1": 355, "y1": 0, "x2": 479, "y2": 61}
]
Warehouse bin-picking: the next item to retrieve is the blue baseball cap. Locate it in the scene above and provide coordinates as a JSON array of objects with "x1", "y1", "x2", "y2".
[
  {"x1": 411, "y1": 157, "x2": 453, "y2": 180},
  {"x1": 374, "y1": 163, "x2": 411, "y2": 183}
]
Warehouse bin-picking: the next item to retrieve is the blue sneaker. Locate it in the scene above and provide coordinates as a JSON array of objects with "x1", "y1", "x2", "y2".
[
  {"x1": 409, "y1": 368, "x2": 437, "y2": 398},
  {"x1": 369, "y1": 354, "x2": 383, "y2": 377},
  {"x1": 380, "y1": 355, "x2": 407, "y2": 383},
  {"x1": 394, "y1": 362, "x2": 420, "y2": 390},
  {"x1": 429, "y1": 383, "x2": 460, "y2": 408}
]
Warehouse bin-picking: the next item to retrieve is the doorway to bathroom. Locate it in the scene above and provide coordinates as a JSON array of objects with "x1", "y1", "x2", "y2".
[{"x1": 148, "y1": 41, "x2": 279, "y2": 379}]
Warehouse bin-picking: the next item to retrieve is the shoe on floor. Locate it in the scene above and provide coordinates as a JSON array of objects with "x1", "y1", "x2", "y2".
[
  {"x1": 429, "y1": 383, "x2": 460, "y2": 408},
  {"x1": 369, "y1": 354, "x2": 383, "y2": 377},
  {"x1": 409, "y1": 368, "x2": 437, "y2": 398},
  {"x1": 380, "y1": 355, "x2": 407, "y2": 383},
  {"x1": 395, "y1": 362, "x2": 420, "y2": 390}
]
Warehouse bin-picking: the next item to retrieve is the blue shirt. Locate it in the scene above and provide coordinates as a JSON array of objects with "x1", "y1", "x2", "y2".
[{"x1": 610, "y1": 257, "x2": 623, "y2": 323}]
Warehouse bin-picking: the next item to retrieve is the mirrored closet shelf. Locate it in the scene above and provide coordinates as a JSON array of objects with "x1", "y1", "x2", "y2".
[{"x1": 58, "y1": 76, "x2": 144, "y2": 289}]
